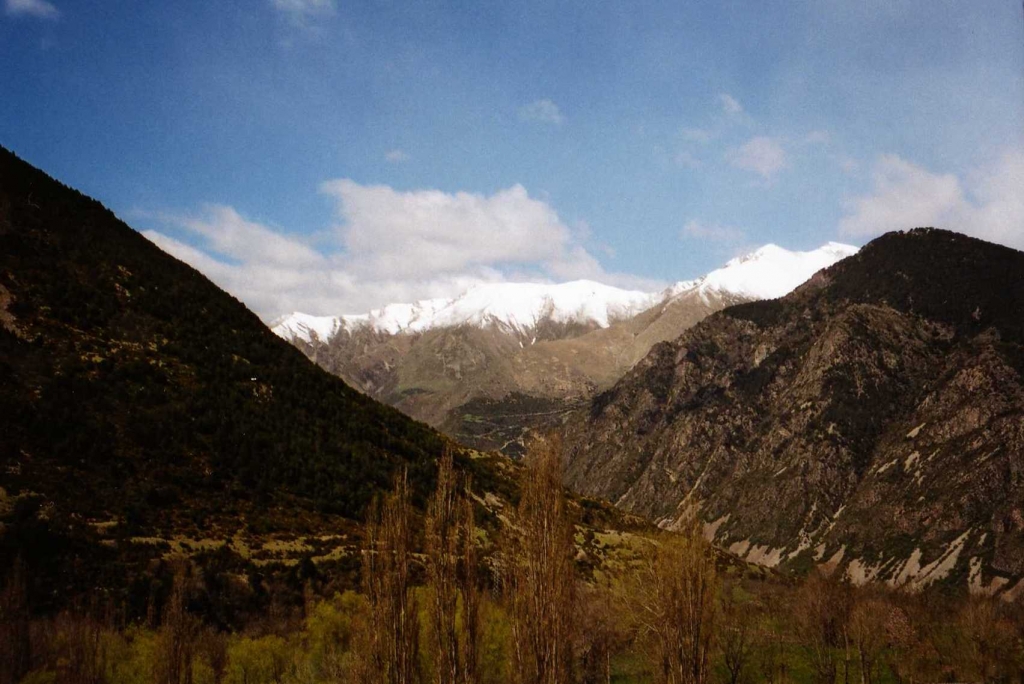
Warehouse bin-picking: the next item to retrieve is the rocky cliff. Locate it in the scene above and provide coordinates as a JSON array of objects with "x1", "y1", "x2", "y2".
[{"x1": 563, "y1": 229, "x2": 1024, "y2": 595}]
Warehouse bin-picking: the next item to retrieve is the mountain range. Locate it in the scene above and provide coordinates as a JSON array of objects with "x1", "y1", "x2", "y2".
[
  {"x1": 5, "y1": 143, "x2": 1022, "y2": 607},
  {"x1": 273, "y1": 242, "x2": 857, "y2": 455},
  {"x1": 0, "y1": 146, "x2": 655, "y2": 620},
  {"x1": 563, "y1": 228, "x2": 1024, "y2": 596}
]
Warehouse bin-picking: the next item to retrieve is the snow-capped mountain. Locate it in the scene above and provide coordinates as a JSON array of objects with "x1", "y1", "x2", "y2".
[
  {"x1": 272, "y1": 240, "x2": 859, "y2": 457},
  {"x1": 271, "y1": 242, "x2": 858, "y2": 343},
  {"x1": 272, "y1": 281, "x2": 659, "y2": 343},
  {"x1": 673, "y1": 241, "x2": 859, "y2": 301}
]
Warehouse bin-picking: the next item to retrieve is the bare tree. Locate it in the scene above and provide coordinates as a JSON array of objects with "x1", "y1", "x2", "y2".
[
  {"x1": 953, "y1": 595, "x2": 1015, "y2": 683},
  {"x1": 500, "y1": 437, "x2": 577, "y2": 684},
  {"x1": 155, "y1": 563, "x2": 201, "y2": 684},
  {"x1": 793, "y1": 571, "x2": 849, "y2": 684},
  {"x1": 52, "y1": 611, "x2": 107, "y2": 684},
  {"x1": 0, "y1": 556, "x2": 31, "y2": 684},
  {"x1": 459, "y1": 491, "x2": 481, "y2": 684},
  {"x1": 197, "y1": 628, "x2": 229, "y2": 684},
  {"x1": 578, "y1": 582, "x2": 628, "y2": 684},
  {"x1": 754, "y1": 586, "x2": 789, "y2": 684},
  {"x1": 848, "y1": 593, "x2": 890, "y2": 684},
  {"x1": 719, "y1": 584, "x2": 754, "y2": 684},
  {"x1": 363, "y1": 469, "x2": 420, "y2": 684},
  {"x1": 426, "y1": 447, "x2": 461, "y2": 684},
  {"x1": 628, "y1": 518, "x2": 719, "y2": 684},
  {"x1": 881, "y1": 601, "x2": 917, "y2": 684}
]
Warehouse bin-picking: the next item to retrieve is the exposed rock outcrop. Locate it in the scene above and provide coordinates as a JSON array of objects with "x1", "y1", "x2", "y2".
[{"x1": 563, "y1": 229, "x2": 1024, "y2": 594}]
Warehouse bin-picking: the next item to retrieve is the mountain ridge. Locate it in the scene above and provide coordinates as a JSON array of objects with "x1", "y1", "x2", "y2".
[
  {"x1": 272, "y1": 242, "x2": 859, "y2": 344},
  {"x1": 273, "y1": 243, "x2": 857, "y2": 456},
  {"x1": 0, "y1": 143, "x2": 455, "y2": 531},
  {"x1": 562, "y1": 228, "x2": 1024, "y2": 594}
]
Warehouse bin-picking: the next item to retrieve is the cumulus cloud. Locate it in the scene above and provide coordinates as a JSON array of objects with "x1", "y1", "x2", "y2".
[
  {"x1": 727, "y1": 136, "x2": 788, "y2": 181},
  {"x1": 384, "y1": 149, "x2": 409, "y2": 163},
  {"x1": 320, "y1": 181, "x2": 583, "y2": 276},
  {"x1": 5, "y1": 0, "x2": 59, "y2": 19},
  {"x1": 681, "y1": 219, "x2": 746, "y2": 244},
  {"x1": 839, "y1": 152, "x2": 1024, "y2": 250},
  {"x1": 518, "y1": 99, "x2": 564, "y2": 125},
  {"x1": 142, "y1": 181, "x2": 650, "y2": 319}
]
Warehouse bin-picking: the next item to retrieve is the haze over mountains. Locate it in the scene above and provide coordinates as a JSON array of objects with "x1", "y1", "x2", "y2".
[{"x1": 273, "y1": 242, "x2": 857, "y2": 455}]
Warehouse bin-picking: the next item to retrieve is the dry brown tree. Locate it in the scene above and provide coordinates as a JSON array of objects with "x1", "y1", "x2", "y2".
[
  {"x1": 847, "y1": 592, "x2": 891, "y2": 684},
  {"x1": 425, "y1": 446, "x2": 483, "y2": 684},
  {"x1": 754, "y1": 585, "x2": 790, "y2": 684},
  {"x1": 196, "y1": 628, "x2": 229, "y2": 684},
  {"x1": 500, "y1": 437, "x2": 577, "y2": 684},
  {"x1": 50, "y1": 610, "x2": 107, "y2": 684},
  {"x1": 363, "y1": 469, "x2": 420, "y2": 684},
  {"x1": 458, "y1": 492, "x2": 482, "y2": 684},
  {"x1": 578, "y1": 581, "x2": 629, "y2": 684},
  {"x1": 953, "y1": 595, "x2": 1016, "y2": 683},
  {"x1": 628, "y1": 518, "x2": 719, "y2": 684},
  {"x1": 719, "y1": 583, "x2": 755, "y2": 684},
  {"x1": 793, "y1": 570, "x2": 850, "y2": 684},
  {"x1": 155, "y1": 563, "x2": 201, "y2": 684},
  {"x1": 426, "y1": 446, "x2": 463, "y2": 684},
  {"x1": 0, "y1": 556, "x2": 31, "y2": 684}
]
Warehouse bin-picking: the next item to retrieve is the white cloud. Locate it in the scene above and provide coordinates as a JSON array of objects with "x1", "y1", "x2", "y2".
[
  {"x1": 719, "y1": 93, "x2": 744, "y2": 118},
  {"x1": 518, "y1": 99, "x2": 564, "y2": 125},
  {"x1": 270, "y1": 0, "x2": 334, "y2": 25},
  {"x1": 681, "y1": 127, "x2": 714, "y2": 144},
  {"x1": 681, "y1": 219, "x2": 745, "y2": 244},
  {"x1": 804, "y1": 130, "x2": 830, "y2": 145},
  {"x1": 839, "y1": 151, "x2": 1024, "y2": 250},
  {"x1": 142, "y1": 181, "x2": 652, "y2": 318},
  {"x1": 385, "y1": 149, "x2": 409, "y2": 163},
  {"x1": 839, "y1": 156, "x2": 860, "y2": 174},
  {"x1": 5, "y1": 0, "x2": 59, "y2": 19},
  {"x1": 727, "y1": 136, "x2": 788, "y2": 181},
  {"x1": 674, "y1": 150, "x2": 701, "y2": 169},
  {"x1": 182, "y1": 205, "x2": 323, "y2": 268},
  {"x1": 321, "y1": 181, "x2": 583, "y2": 277}
]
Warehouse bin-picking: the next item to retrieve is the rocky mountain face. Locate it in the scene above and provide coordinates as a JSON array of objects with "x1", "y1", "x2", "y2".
[
  {"x1": 274, "y1": 244, "x2": 856, "y2": 456},
  {"x1": 563, "y1": 229, "x2": 1024, "y2": 595}
]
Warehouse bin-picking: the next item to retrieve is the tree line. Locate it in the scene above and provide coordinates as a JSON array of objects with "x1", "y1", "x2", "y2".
[{"x1": 3, "y1": 441, "x2": 1024, "y2": 683}]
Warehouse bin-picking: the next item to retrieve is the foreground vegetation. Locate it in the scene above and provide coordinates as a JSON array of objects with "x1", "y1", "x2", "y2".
[{"x1": 3, "y1": 443, "x2": 1023, "y2": 684}]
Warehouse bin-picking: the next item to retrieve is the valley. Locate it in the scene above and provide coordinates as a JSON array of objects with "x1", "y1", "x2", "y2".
[
  {"x1": 273, "y1": 243, "x2": 856, "y2": 456},
  {"x1": 4, "y1": 1, "x2": 1024, "y2": 681}
]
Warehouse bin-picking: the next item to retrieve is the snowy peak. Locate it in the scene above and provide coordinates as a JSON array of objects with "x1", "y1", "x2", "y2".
[
  {"x1": 271, "y1": 242, "x2": 859, "y2": 343},
  {"x1": 269, "y1": 311, "x2": 343, "y2": 344},
  {"x1": 271, "y1": 280, "x2": 658, "y2": 343},
  {"x1": 418, "y1": 280, "x2": 657, "y2": 332},
  {"x1": 683, "y1": 241, "x2": 858, "y2": 301}
]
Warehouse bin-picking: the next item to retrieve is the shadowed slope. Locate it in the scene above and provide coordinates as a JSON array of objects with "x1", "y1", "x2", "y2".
[{"x1": 564, "y1": 229, "x2": 1024, "y2": 593}]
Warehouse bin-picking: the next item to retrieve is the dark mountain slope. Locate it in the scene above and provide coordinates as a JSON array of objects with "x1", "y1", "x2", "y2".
[
  {"x1": 0, "y1": 148, "x2": 660, "y2": 625},
  {"x1": 564, "y1": 229, "x2": 1024, "y2": 593},
  {"x1": 0, "y1": 144, "x2": 448, "y2": 533}
]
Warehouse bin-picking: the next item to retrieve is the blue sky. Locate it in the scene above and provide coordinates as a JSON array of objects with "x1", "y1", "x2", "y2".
[{"x1": 2, "y1": 0, "x2": 1022, "y2": 318}]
